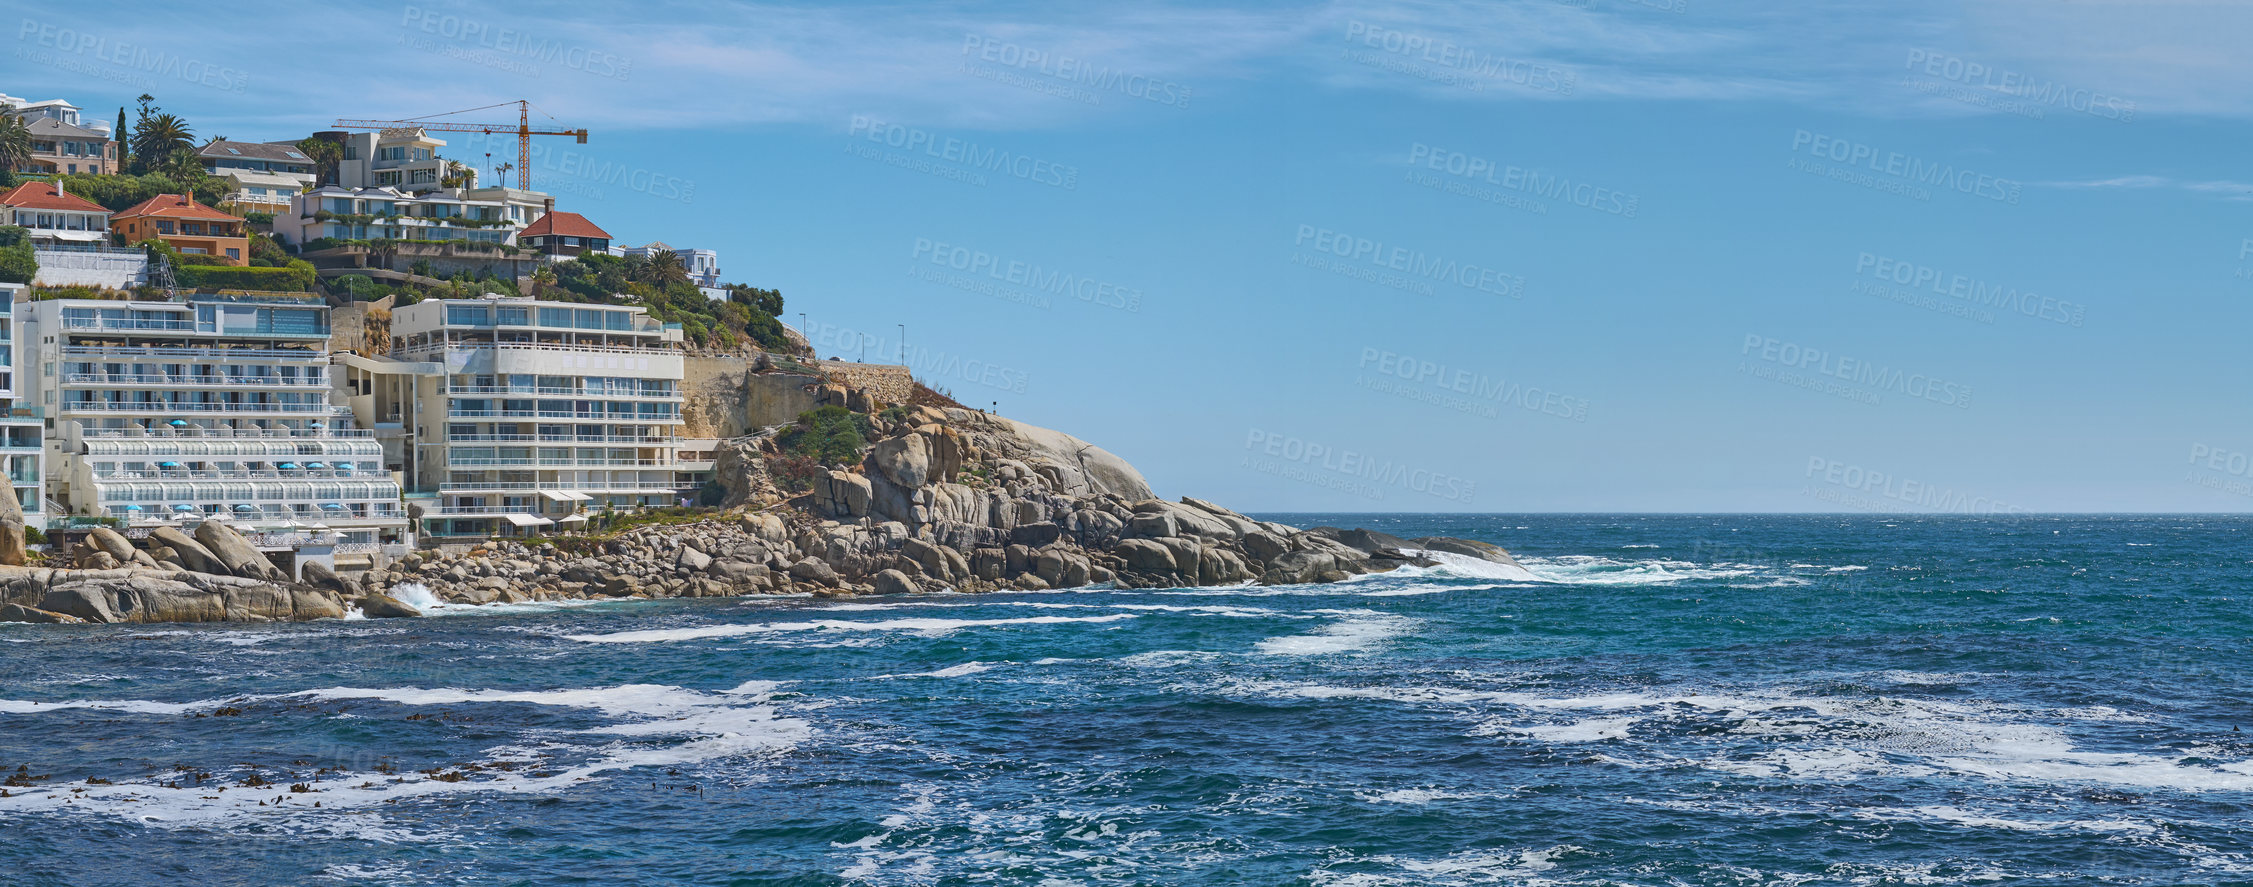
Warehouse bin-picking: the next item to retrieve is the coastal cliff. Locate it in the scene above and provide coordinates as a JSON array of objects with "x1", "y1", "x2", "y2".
[{"x1": 1, "y1": 385, "x2": 1517, "y2": 623}]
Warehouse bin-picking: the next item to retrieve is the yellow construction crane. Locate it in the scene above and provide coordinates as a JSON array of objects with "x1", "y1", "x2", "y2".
[{"x1": 333, "y1": 100, "x2": 587, "y2": 191}]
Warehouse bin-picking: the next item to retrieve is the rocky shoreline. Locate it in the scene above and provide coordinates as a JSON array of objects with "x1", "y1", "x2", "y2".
[{"x1": 0, "y1": 402, "x2": 1519, "y2": 624}]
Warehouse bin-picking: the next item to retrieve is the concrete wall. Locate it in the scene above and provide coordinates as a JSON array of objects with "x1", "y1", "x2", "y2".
[
  {"x1": 818, "y1": 361, "x2": 915, "y2": 405},
  {"x1": 329, "y1": 296, "x2": 395, "y2": 357},
  {"x1": 33, "y1": 249, "x2": 147, "y2": 289},
  {"x1": 682, "y1": 354, "x2": 824, "y2": 438}
]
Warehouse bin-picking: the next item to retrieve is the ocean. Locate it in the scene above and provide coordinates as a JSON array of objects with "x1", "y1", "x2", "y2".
[{"x1": 2, "y1": 514, "x2": 2250, "y2": 885}]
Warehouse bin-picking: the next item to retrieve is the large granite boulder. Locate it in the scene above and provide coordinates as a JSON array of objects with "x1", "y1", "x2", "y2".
[
  {"x1": 149, "y1": 527, "x2": 227, "y2": 575},
  {"x1": 0, "y1": 491, "x2": 24, "y2": 566},
  {"x1": 195, "y1": 521, "x2": 283, "y2": 581},
  {"x1": 1411, "y1": 536, "x2": 1522, "y2": 567},
  {"x1": 358, "y1": 592, "x2": 422, "y2": 618}
]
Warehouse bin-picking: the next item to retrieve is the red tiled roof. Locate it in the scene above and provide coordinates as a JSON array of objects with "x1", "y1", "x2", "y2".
[
  {"x1": 0, "y1": 181, "x2": 108, "y2": 214},
  {"x1": 112, "y1": 193, "x2": 243, "y2": 222},
  {"x1": 522, "y1": 211, "x2": 610, "y2": 240}
]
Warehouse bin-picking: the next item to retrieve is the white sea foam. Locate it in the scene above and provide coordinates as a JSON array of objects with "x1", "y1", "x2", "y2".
[
  {"x1": 1513, "y1": 555, "x2": 1761, "y2": 586},
  {"x1": 1313, "y1": 845, "x2": 1578, "y2": 886},
  {"x1": 872, "y1": 662, "x2": 996, "y2": 680},
  {"x1": 1253, "y1": 678, "x2": 2253, "y2": 793},
  {"x1": 0, "y1": 697, "x2": 233, "y2": 715},
  {"x1": 1383, "y1": 549, "x2": 1541, "y2": 582},
  {"x1": 1354, "y1": 787, "x2": 1484, "y2": 804},
  {"x1": 0, "y1": 681, "x2": 809, "y2": 832},
  {"x1": 1860, "y1": 805, "x2": 2155, "y2": 835},
  {"x1": 1254, "y1": 613, "x2": 1413, "y2": 656},
  {"x1": 564, "y1": 613, "x2": 1138, "y2": 644}
]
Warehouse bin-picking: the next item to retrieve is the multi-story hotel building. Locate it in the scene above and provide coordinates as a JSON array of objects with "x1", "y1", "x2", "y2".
[
  {"x1": 346, "y1": 296, "x2": 688, "y2": 538},
  {"x1": 21, "y1": 292, "x2": 407, "y2": 547}
]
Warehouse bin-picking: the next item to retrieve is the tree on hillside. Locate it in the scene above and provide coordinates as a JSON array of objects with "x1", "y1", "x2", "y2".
[
  {"x1": 631, "y1": 250, "x2": 691, "y2": 289},
  {"x1": 295, "y1": 137, "x2": 342, "y2": 186},
  {"x1": 132, "y1": 112, "x2": 195, "y2": 172},
  {"x1": 0, "y1": 112, "x2": 31, "y2": 175},
  {"x1": 158, "y1": 148, "x2": 208, "y2": 189}
]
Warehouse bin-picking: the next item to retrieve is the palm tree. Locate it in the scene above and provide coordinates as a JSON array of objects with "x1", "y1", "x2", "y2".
[
  {"x1": 440, "y1": 159, "x2": 474, "y2": 188},
  {"x1": 633, "y1": 250, "x2": 691, "y2": 288},
  {"x1": 158, "y1": 148, "x2": 208, "y2": 188},
  {"x1": 0, "y1": 111, "x2": 32, "y2": 175},
  {"x1": 131, "y1": 113, "x2": 195, "y2": 171}
]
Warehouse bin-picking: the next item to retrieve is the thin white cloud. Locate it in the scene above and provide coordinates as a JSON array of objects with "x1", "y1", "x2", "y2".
[
  {"x1": 9, "y1": 0, "x2": 2253, "y2": 140},
  {"x1": 2032, "y1": 175, "x2": 2253, "y2": 200}
]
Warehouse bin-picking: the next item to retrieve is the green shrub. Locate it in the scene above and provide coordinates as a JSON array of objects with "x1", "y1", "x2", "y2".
[
  {"x1": 175, "y1": 260, "x2": 316, "y2": 292},
  {"x1": 331, "y1": 273, "x2": 379, "y2": 300},
  {"x1": 775, "y1": 405, "x2": 871, "y2": 467},
  {"x1": 0, "y1": 241, "x2": 34, "y2": 284}
]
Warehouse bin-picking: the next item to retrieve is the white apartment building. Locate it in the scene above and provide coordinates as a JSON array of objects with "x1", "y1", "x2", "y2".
[
  {"x1": 623, "y1": 242, "x2": 722, "y2": 288},
  {"x1": 21, "y1": 292, "x2": 407, "y2": 547},
  {"x1": 198, "y1": 140, "x2": 318, "y2": 215},
  {"x1": 282, "y1": 185, "x2": 552, "y2": 247},
  {"x1": 360, "y1": 297, "x2": 688, "y2": 539},
  {"x1": 329, "y1": 128, "x2": 451, "y2": 194},
  {"x1": 0, "y1": 286, "x2": 45, "y2": 525}
]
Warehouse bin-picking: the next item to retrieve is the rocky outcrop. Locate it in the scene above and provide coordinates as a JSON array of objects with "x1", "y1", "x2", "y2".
[
  {"x1": 0, "y1": 566, "x2": 345, "y2": 624},
  {"x1": 357, "y1": 592, "x2": 421, "y2": 619},
  {"x1": 1410, "y1": 536, "x2": 1523, "y2": 567},
  {"x1": 194, "y1": 521, "x2": 284, "y2": 581},
  {"x1": 0, "y1": 490, "x2": 25, "y2": 567}
]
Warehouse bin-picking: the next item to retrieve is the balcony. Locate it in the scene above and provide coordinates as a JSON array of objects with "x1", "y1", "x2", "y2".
[
  {"x1": 396, "y1": 340, "x2": 676, "y2": 359},
  {"x1": 63, "y1": 373, "x2": 328, "y2": 389},
  {"x1": 446, "y1": 458, "x2": 679, "y2": 468},
  {"x1": 81, "y1": 427, "x2": 375, "y2": 440},
  {"x1": 95, "y1": 468, "x2": 374, "y2": 481},
  {"x1": 60, "y1": 345, "x2": 329, "y2": 363},
  {"x1": 438, "y1": 481, "x2": 677, "y2": 493},
  {"x1": 444, "y1": 385, "x2": 682, "y2": 399},
  {"x1": 61, "y1": 317, "x2": 197, "y2": 333},
  {"x1": 63, "y1": 401, "x2": 352, "y2": 415},
  {"x1": 442, "y1": 433, "x2": 677, "y2": 445},
  {"x1": 446, "y1": 408, "x2": 680, "y2": 421}
]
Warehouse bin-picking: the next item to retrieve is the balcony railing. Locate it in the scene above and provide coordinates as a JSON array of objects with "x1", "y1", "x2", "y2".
[
  {"x1": 60, "y1": 345, "x2": 328, "y2": 362},
  {"x1": 438, "y1": 481, "x2": 677, "y2": 493},
  {"x1": 61, "y1": 317, "x2": 197, "y2": 332},
  {"x1": 63, "y1": 373, "x2": 328, "y2": 388},
  {"x1": 444, "y1": 385, "x2": 681, "y2": 399},
  {"x1": 396, "y1": 340, "x2": 676, "y2": 358},
  {"x1": 96, "y1": 469, "x2": 374, "y2": 481},
  {"x1": 446, "y1": 458, "x2": 678, "y2": 468},
  {"x1": 442, "y1": 433, "x2": 676, "y2": 445},
  {"x1": 63, "y1": 401, "x2": 351, "y2": 414},
  {"x1": 81, "y1": 427, "x2": 375, "y2": 439},
  {"x1": 446, "y1": 408, "x2": 679, "y2": 420}
]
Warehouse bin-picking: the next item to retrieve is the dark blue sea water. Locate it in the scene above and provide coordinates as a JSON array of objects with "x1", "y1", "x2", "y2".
[{"x1": 3, "y1": 514, "x2": 2252, "y2": 886}]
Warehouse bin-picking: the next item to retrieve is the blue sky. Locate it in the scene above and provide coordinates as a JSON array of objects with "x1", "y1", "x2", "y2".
[{"x1": 11, "y1": 0, "x2": 2253, "y2": 512}]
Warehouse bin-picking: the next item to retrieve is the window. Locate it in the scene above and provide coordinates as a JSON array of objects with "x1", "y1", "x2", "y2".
[
  {"x1": 225, "y1": 248, "x2": 240, "y2": 259},
  {"x1": 446, "y1": 305, "x2": 490, "y2": 327}
]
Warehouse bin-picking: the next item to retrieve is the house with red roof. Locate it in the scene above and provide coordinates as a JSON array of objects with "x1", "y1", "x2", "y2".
[
  {"x1": 0, "y1": 180, "x2": 113, "y2": 248},
  {"x1": 109, "y1": 194, "x2": 250, "y2": 266},
  {"x1": 518, "y1": 210, "x2": 612, "y2": 258}
]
